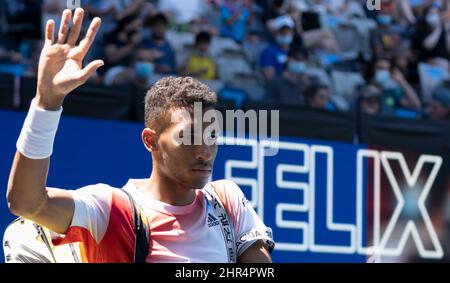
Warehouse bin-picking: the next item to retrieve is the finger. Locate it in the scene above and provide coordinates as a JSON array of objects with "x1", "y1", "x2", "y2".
[
  {"x1": 67, "y1": 8, "x2": 84, "y2": 46},
  {"x1": 45, "y1": 19, "x2": 55, "y2": 45},
  {"x1": 57, "y1": 9, "x2": 72, "y2": 44},
  {"x1": 77, "y1": 60, "x2": 104, "y2": 82},
  {"x1": 79, "y1": 17, "x2": 101, "y2": 57}
]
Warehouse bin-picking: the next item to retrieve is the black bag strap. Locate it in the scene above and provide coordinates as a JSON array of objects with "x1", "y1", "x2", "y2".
[{"x1": 121, "y1": 189, "x2": 150, "y2": 263}]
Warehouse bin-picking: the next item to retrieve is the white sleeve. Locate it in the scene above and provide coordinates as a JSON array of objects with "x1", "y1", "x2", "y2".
[
  {"x1": 64, "y1": 184, "x2": 114, "y2": 244},
  {"x1": 216, "y1": 180, "x2": 275, "y2": 257}
]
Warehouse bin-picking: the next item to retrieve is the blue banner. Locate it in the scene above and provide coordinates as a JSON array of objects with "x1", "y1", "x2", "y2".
[{"x1": 1, "y1": 110, "x2": 447, "y2": 262}]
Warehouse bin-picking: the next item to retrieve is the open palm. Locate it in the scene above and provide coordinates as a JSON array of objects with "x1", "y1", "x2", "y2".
[{"x1": 37, "y1": 8, "x2": 104, "y2": 110}]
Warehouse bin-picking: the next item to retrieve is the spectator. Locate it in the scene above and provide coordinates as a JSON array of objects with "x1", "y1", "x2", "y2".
[
  {"x1": 84, "y1": 0, "x2": 120, "y2": 40},
  {"x1": 372, "y1": 58, "x2": 422, "y2": 112},
  {"x1": 394, "y1": 0, "x2": 417, "y2": 25},
  {"x1": 305, "y1": 83, "x2": 335, "y2": 110},
  {"x1": 134, "y1": 61, "x2": 155, "y2": 88},
  {"x1": 371, "y1": 1, "x2": 404, "y2": 58},
  {"x1": 260, "y1": 15, "x2": 295, "y2": 81},
  {"x1": 102, "y1": 15, "x2": 143, "y2": 85},
  {"x1": 0, "y1": 0, "x2": 40, "y2": 76},
  {"x1": 243, "y1": 30, "x2": 268, "y2": 68},
  {"x1": 262, "y1": 0, "x2": 287, "y2": 24},
  {"x1": 392, "y1": 50, "x2": 420, "y2": 86},
  {"x1": 427, "y1": 81, "x2": 450, "y2": 120},
  {"x1": 158, "y1": 0, "x2": 208, "y2": 25},
  {"x1": 42, "y1": 0, "x2": 65, "y2": 36},
  {"x1": 137, "y1": 13, "x2": 176, "y2": 74},
  {"x1": 183, "y1": 31, "x2": 218, "y2": 80},
  {"x1": 358, "y1": 84, "x2": 383, "y2": 115},
  {"x1": 179, "y1": 1, "x2": 221, "y2": 36},
  {"x1": 2, "y1": 0, "x2": 42, "y2": 41},
  {"x1": 85, "y1": 0, "x2": 145, "y2": 40},
  {"x1": 116, "y1": 0, "x2": 146, "y2": 22},
  {"x1": 0, "y1": 31, "x2": 22, "y2": 65},
  {"x1": 409, "y1": 0, "x2": 435, "y2": 16},
  {"x1": 412, "y1": 4, "x2": 450, "y2": 62},
  {"x1": 0, "y1": 47, "x2": 21, "y2": 65},
  {"x1": 220, "y1": 0, "x2": 253, "y2": 43},
  {"x1": 289, "y1": 4, "x2": 340, "y2": 53},
  {"x1": 265, "y1": 47, "x2": 310, "y2": 105}
]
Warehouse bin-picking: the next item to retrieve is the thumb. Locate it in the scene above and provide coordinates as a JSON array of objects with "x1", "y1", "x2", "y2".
[{"x1": 77, "y1": 60, "x2": 104, "y2": 82}]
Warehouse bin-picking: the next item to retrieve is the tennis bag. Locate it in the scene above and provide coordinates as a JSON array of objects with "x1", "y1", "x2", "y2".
[{"x1": 3, "y1": 189, "x2": 149, "y2": 263}]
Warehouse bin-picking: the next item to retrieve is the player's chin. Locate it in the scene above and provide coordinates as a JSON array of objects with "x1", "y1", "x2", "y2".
[
  {"x1": 188, "y1": 176, "x2": 211, "y2": 189},
  {"x1": 188, "y1": 169, "x2": 212, "y2": 188}
]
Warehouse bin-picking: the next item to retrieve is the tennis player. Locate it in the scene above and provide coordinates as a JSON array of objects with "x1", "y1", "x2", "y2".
[{"x1": 6, "y1": 8, "x2": 274, "y2": 263}]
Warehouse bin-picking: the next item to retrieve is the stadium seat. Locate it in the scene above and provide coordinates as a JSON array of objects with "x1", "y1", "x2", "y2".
[
  {"x1": 303, "y1": 67, "x2": 333, "y2": 87},
  {"x1": 229, "y1": 72, "x2": 265, "y2": 101},
  {"x1": 217, "y1": 56, "x2": 252, "y2": 83},
  {"x1": 331, "y1": 70, "x2": 365, "y2": 102},
  {"x1": 166, "y1": 31, "x2": 195, "y2": 52},
  {"x1": 201, "y1": 79, "x2": 224, "y2": 94},
  {"x1": 210, "y1": 37, "x2": 242, "y2": 57},
  {"x1": 333, "y1": 23, "x2": 361, "y2": 59}
]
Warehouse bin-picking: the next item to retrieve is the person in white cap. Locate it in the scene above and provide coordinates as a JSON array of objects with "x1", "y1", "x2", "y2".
[{"x1": 260, "y1": 15, "x2": 295, "y2": 81}]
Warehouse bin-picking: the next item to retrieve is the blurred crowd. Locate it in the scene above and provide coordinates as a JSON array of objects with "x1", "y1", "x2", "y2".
[{"x1": 1, "y1": 0, "x2": 450, "y2": 120}]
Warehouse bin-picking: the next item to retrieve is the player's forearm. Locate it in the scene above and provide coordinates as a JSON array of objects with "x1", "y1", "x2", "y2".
[
  {"x1": 7, "y1": 95, "x2": 63, "y2": 217},
  {"x1": 36, "y1": 90, "x2": 65, "y2": 110}
]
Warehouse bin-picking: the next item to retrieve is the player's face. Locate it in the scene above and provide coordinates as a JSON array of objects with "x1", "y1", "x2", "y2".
[{"x1": 155, "y1": 107, "x2": 218, "y2": 189}]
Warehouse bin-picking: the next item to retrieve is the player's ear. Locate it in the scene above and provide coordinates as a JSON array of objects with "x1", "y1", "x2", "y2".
[{"x1": 142, "y1": 128, "x2": 157, "y2": 152}]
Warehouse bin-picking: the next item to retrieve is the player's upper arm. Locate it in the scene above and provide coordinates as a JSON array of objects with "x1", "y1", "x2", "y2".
[
  {"x1": 26, "y1": 187, "x2": 75, "y2": 235},
  {"x1": 27, "y1": 184, "x2": 116, "y2": 241}
]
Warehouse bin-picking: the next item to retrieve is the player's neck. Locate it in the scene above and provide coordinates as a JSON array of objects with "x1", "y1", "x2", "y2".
[{"x1": 143, "y1": 172, "x2": 197, "y2": 206}]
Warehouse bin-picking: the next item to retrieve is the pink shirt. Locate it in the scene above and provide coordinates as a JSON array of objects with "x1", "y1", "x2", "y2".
[{"x1": 53, "y1": 179, "x2": 273, "y2": 263}]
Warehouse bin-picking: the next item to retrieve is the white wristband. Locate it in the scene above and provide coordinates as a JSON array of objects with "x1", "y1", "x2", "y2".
[{"x1": 16, "y1": 98, "x2": 63, "y2": 159}]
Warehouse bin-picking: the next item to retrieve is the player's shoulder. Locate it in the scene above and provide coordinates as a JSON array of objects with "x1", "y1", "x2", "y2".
[
  {"x1": 73, "y1": 183, "x2": 120, "y2": 193},
  {"x1": 69, "y1": 183, "x2": 134, "y2": 218},
  {"x1": 210, "y1": 179, "x2": 241, "y2": 192},
  {"x1": 71, "y1": 183, "x2": 128, "y2": 202},
  {"x1": 208, "y1": 179, "x2": 245, "y2": 204}
]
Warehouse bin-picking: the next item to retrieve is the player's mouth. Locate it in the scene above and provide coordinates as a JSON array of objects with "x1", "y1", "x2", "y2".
[{"x1": 191, "y1": 168, "x2": 212, "y2": 177}]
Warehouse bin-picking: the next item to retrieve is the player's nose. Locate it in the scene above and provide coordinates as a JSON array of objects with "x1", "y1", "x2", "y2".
[{"x1": 194, "y1": 144, "x2": 215, "y2": 163}]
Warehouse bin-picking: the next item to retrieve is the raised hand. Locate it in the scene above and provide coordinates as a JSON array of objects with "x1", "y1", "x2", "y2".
[
  {"x1": 391, "y1": 68, "x2": 406, "y2": 84},
  {"x1": 36, "y1": 8, "x2": 104, "y2": 110}
]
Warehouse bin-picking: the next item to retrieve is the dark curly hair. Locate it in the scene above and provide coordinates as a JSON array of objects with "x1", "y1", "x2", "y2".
[{"x1": 144, "y1": 76, "x2": 217, "y2": 129}]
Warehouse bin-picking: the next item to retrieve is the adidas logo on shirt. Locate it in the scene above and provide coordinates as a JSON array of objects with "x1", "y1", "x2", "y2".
[{"x1": 207, "y1": 213, "x2": 220, "y2": 228}]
